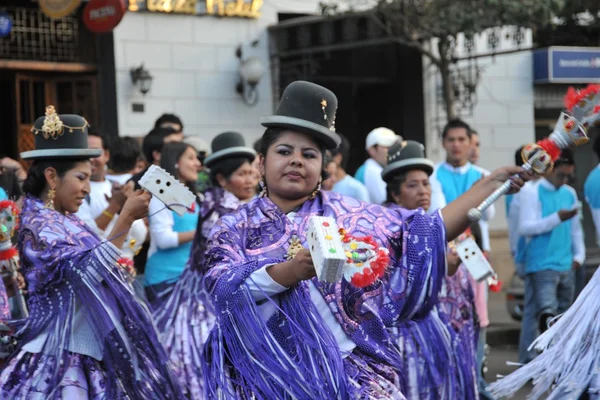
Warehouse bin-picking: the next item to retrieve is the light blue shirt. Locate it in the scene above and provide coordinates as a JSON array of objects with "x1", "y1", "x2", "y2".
[
  {"x1": 519, "y1": 179, "x2": 585, "y2": 273},
  {"x1": 584, "y1": 164, "x2": 600, "y2": 247},
  {"x1": 332, "y1": 175, "x2": 370, "y2": 203},
  {"x1": 429, "y1": 161, "x2": 495, "y2": 250}
]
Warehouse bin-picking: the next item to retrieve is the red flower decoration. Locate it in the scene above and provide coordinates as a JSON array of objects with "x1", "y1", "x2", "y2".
[{"x1": 537, "y1": 138, "x2": 561, "y2": 161}]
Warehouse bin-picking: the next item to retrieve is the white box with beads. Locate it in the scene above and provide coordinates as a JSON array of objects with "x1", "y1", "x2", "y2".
[{"x1": 306, "y1": 216, "x2": 346, "y2": 283}]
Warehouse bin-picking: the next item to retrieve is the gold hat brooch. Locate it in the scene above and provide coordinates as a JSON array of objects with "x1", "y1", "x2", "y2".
[{"x1": 31, "y1": 105, "x2": 89, "y2": 140}]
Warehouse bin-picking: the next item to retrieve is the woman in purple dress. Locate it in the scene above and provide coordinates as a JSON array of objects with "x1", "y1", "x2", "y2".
[
  {"x1": 153, "y1": 132, "x2": 257, "y2": 399},
  {"x1": 0, "y1": 107, "x2": 183, "y2": 399},
  {"x1": 381, "y1": 140, "x2": 478, "y2": 399},
  {"x1": 201, "y1": 81, "x2": 528, "y2": 399}
]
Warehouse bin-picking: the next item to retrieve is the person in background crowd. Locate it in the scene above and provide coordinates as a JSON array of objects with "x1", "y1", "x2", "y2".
[
  {"x1": 155, "y1": 113, "x2": 185, "y2": 137},
  {"x1": 382, "y1": 139, "x2": 478, "y2": 399},
  {"x1": 0, "y1": 108, "x2": 183, "y2": 399},
  {"x1": 106, "y1": 137, "x2": 142, "y2": 185},
  {"x1": 128, "y1": 126, "x2": 182, "y2": 190},
  {"x1": 584, "y1": 134, "x2": 600, "y2": 247},
  {"x1": 506, "y1": 146, "x2": 538, "y2": 364},
  {"x1": 76, "y1": 132, "x2": 128, "y2": 237},
  {"x1": 330, "y1": 133, "x2": 370, "y2": 202},
  {"x1": 153, "y1": 132, "x2": 256, "y2": 399},
  {"x1": 469, "y1": 130, "x2": 480, "y2": 165},
  {"x1": 0, "y1": 157, "x2": 27, "y2": 184},
  {"x1": 518, "y1": 149, "x2": 584, "y2": 335},
  {"x1": 321, "y1": 154, "x2": 338, "y2": 191},
  {"x1": 428, "y1": 119, "x2": 495, "y2": 398},
  {"x1": 354, "y1": 127, "x2": 402, "y2": 204},
  {"x1": 184, "y1": 135, "x2": 212, "y2": 194},
  {"x1": 0, "y1": 166, "x2": 23, "y2": 203},
  {"x1": 144, "y1": 142, "x2": 200, "y2": 308}
]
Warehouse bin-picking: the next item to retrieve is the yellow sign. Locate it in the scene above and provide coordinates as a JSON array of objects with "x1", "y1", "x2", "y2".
[
  {"x1": 146, "y1": 0, "x2": 198, "y2": 14},
  {"x1": 128, "y1": 0, "x2": 262, "y2": 18},
  {"x1": 206, "y1": 0, "x2": 262, "y2": 18},
  {"x1": 39, "y1": 0, "x2": 82, "y2": 19}
]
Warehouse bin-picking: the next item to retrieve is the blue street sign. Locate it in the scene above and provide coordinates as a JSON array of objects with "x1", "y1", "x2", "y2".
[
  {"x1": 534, "y1": 47, "x2": 600, "y2": 83},
  {"x1": 0, "y1": 13, "x2": 11, "y2": 38}
]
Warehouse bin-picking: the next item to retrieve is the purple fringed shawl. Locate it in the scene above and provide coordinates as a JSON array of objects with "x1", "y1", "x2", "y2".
[
  {"x1": 3, "y1": 196, "x2": 184, "y2": 399},
  {"x1": 153, "y1": 188, "x2": 243, "y2": 399},
  {"x1": 385, "y1": 202, "x2": 478, "y2": 399},
  {"x1": 0, "y1": 276, "x2": 9, "y2": 320},
  {"x1": 202, "y1": 192, "x2": 447, "y2": 399}
]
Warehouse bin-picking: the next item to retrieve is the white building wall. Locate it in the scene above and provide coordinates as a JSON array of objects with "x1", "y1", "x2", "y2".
[
  {"x1": 423, "y1": 28, "x2": 536, "y2": 231},
  {"x1": 113, "y1": 0, "x2": 322, "y2": 144}
]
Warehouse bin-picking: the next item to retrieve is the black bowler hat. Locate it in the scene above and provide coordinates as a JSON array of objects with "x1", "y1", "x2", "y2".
[
  {"x1": 381, "y1": 140, "x2": 435, "y2": 181},
  {"x1": 203, "y1": 131, "x2": 256, "y2": 168},
  {"x1": 20, "y1": 105, "x2": 101, "y2": 160},
  {"x1": 261, "y1": 81, "x2": 340, "y2": 150}
]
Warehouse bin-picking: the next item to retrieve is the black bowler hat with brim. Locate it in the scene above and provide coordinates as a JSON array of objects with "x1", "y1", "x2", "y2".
[
  {"x1": 261, "y1": 81, "x2": 341, "y2": 150},
  {"x1": 381, "y1": 140, "x2": 435, "y2": 182},
  {"x1": 203, "y1": 131, "x2": 256, "y2": 168},
  {"x1": 20, "y1": 105, "x2": 101, "y2": 160}
]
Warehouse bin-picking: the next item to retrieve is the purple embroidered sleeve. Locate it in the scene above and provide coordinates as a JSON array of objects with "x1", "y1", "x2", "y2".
[{"x1": 7, "y1": 197, "x2": 184, "y2": 399}]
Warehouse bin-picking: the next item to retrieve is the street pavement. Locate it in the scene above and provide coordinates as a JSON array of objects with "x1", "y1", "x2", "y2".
[
  {"x1": 485, "y1": 235, "x2": 531, "y2": 399},
  {"x1": 486, "y1": 344, "x2": 531, "y2": 400}
]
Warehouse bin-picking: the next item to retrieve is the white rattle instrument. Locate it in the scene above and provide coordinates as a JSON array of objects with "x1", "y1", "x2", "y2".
[{"x1": 139, "y1": 165, "x2": 196, "y2": 216}]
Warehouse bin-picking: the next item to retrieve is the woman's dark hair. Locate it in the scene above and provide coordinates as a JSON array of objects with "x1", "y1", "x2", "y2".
[
  {"x1": 0, "y1": 168, "x2": 22, "y2": 200},
  {"x1": 259, "y1": 127, "x2": 327, "y2": 158},
  {"x1": 109, "y1": 136, "x2": 141, "y2": 174},
  {"x1": 385, "y1": 171, "x2": 408, "y2": 204},
  {"x1": 209, "y1": 157, "x2": 251, "y2": 187},
  {"x1": 22, "y1": 159, "x2": 82, "y2": 197},
  {"x1": 160, "y1": 142, "x2": 197, "y2": 192}
]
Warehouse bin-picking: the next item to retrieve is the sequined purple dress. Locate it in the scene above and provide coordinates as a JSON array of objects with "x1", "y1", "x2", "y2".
[
  {"x1": 384, "y1": 202, "x2": 479, "y2": 399},
  {"x1": 201, "y1": 192, "x2": 448, "y2": 399},
  {"x1": 0, "y1": 196, "x2": 184, "y2": 399},
  {"x1": 153, "y1": 188, "x2": 242, "y2": 399}
]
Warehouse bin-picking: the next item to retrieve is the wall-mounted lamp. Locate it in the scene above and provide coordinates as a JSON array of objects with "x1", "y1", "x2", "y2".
[
  {"x1": 130, "y1": 64, "x2": 153, "y2": 96},
  {"x1": 235, "y1": 45, "x2": 264, "y2": 107}
]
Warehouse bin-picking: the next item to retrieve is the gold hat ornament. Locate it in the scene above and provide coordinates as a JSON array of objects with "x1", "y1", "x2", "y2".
[
  {"x1": 21, "y1": 105, "x2": 100, "y2": 160},
  {"x1": 31, "y1": 106, "x2": 89, "y2": 140}
]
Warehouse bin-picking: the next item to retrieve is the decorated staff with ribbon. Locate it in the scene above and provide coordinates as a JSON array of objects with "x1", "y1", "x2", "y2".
[
  {"x1": 467, "y1": 84, "x2": 599, "y2": 223},
  {"x1": 201, "y1": 80, "x2": 528, "y2": 399}
]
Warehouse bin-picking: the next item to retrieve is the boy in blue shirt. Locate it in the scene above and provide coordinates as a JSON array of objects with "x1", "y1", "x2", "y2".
[{"x1": 518, "y1": 149, "x2": 585, "y2": 333}]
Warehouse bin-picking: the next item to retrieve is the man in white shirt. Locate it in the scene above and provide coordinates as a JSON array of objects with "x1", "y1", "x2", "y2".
[
  {"x1": 518, "y1": 149, "x2": 584, "y2": 337},
  {"x1": 76, "y1": 132, "x2": 127, "y2": 235},
  {"x1": 330, "y1": 133, "x2": 369, "y2": 202},
  {"x1": 354, "y1": 127, "x2": 401, "y2": 204}
]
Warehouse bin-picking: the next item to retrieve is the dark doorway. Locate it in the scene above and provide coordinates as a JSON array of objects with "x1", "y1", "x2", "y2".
[
  {"x1": 270, "y1": 15, "x2": 425, "y2": 175},
  {"x1": 0, "y1": 72, "x2": 16, "y2": 158}
]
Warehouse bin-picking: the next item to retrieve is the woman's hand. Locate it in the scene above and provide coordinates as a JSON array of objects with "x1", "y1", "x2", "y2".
[
  {"x1": 446, "y1": 250, "x2": 461, "y2": 276},
  {"x1": 290, "y1": 249, "x2": 316, "y2": 282},
  {"x1": 266, "y1": 248, "x2": 316, "y2": 288},
  {"x1": 120, "y1": 190, "x2": 151, "y2": 222}
]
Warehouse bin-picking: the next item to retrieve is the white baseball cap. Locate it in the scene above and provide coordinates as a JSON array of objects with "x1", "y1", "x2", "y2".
[{"x1": 365, "y1": 127, "x2": 402, "y2": 150}]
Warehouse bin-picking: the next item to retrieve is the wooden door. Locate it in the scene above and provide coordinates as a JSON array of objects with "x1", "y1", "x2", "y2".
[
  {"x1": 15, "y1": 74, "x2": 53, "y2": 166},
  {"x1": 15, "y1": 74, "x2": 99, "y2": 165}
]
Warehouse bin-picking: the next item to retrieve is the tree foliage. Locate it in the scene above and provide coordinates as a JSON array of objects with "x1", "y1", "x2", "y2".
[{"x1": 319, "y1": 0, "x2": 599, "y2": 119}]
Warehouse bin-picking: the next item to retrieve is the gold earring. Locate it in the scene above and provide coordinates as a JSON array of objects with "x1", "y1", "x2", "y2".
[
  {"x1": 259, "y1": 179, "x2": 267, "y2": 197},
  {"x1": 309, "y1": 177, "x2": 322, "y2": 200},
  {"x1": 45, "y1": 189, "x2": 55, "y2": 210}
]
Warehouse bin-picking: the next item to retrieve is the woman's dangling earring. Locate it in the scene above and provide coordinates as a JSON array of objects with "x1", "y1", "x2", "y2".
[
  {"x1": 45, "y1": 189, "x2": 55, "y2": 210},
  {"x1": 259, "y1": 179, "x2": 267, "y2": 197},
  {"x1": 309, "y1": 177, "x2": 322, "y2": 200}
]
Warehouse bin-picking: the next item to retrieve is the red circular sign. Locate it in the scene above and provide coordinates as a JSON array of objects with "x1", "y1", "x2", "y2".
[{"x1": 83, "y1": 0, "x2": 126, "y2": 33}]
